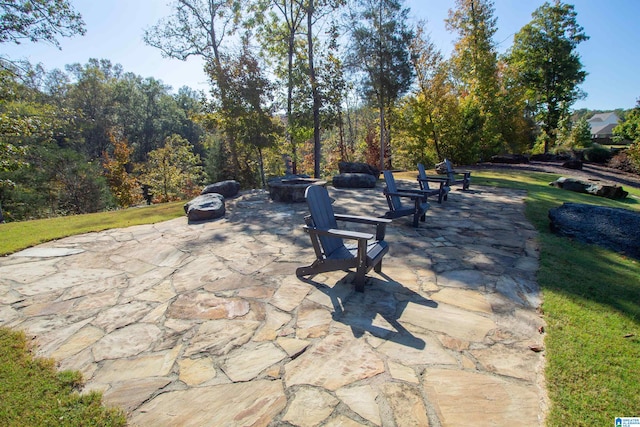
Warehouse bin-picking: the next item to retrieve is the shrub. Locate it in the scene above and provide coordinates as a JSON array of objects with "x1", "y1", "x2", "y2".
[{"x1": 583, "y1": 144, "x2": 612, "y2": 164}]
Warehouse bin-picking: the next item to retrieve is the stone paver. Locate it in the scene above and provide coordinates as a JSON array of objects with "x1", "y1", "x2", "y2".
[{"x1": 0, "y1": 183, "x2": 547, "y2": 426}]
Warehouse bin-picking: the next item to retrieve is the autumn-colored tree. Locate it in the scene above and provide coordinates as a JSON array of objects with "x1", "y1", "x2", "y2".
[
  {"x1": 446, "y1": 0, "x2": 503, "y2": 160},
  {"x1": 140, "y1": 134, "x2": 205, "y2": 202},
  {"x1": 102, "y1": 135, "x2": 142, "y2": 207}
]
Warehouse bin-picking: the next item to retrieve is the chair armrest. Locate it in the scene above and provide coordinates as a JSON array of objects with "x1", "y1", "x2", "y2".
[
  {"x1": 334, "y1": 214, "x2": 389, "y2": 241},
  {"x1": 385, "y1": 189, "x2": 429, "y2": 200},
  {"x1": 418, "y1": 175, "x2": 448, "y2": 183},
  {"x1": 335, "y1": 214, "x2": 392, "y2": 226},
  {"x1": 303, "y1": 225, "x2": 374, "y2": 241}
]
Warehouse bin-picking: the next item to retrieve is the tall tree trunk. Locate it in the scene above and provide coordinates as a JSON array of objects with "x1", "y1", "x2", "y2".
[
  {"x1": 307, "y1": 0, "x2": 321, "y2": 178},
  {"x1": 287, "y1": 31, "x2": 297, "y2": 174}
]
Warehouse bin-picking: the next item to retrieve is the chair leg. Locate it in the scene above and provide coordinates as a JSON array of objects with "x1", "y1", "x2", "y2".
[
  {"x1": 374, "y1": 260, "x2": 382, "y2": 274},
  {"x1": 355, "y1": 239, "x2": 368, "y2": 292},
  {"x1": 412, "y1": 198, "x2": 421, "y2": 227},
  {"x1": 354, "y1": 272, "x2": 365, "y2": 292}
]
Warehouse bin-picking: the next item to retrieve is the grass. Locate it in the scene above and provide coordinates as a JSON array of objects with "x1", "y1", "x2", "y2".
[
  {"x1": 473, "y1": 170, "x2": 640, "y2": 425},
  {"x1": 1, "y1": 175, "x2": 639, "y2": 425},
  {"x1": 0, "y1": 201, "x2": 185, "y2": 426},
  {"x1": 0, "y1": 201, "x2": 186, "y2": 256},
  {"x1": 0, "y1": 327, "x2": 126, "y2": 426}
]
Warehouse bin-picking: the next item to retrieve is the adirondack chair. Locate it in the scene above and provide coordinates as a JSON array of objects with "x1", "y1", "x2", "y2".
[
  {"x1": 417, "y1": 163, "x2": 449, "y2": 203},
  {"x1": 382, "y1": 170, "x2": 431, "y2": 227},
  {"x1": 436, "y1": 158, "x2": 471, "y2": 190},
  {"x1": 296, "y1": 185, "x2": 391, "y2": 292}
]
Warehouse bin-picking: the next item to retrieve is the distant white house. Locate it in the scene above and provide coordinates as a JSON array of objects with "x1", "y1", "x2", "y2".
[{"x1": 587, "y1": 112, "x2": 620, "y2": 143}]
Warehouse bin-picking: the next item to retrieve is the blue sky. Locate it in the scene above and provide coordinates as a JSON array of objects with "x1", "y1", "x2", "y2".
[{"x1": 4, "y1": 0, "x2": 639, "y2": 110}]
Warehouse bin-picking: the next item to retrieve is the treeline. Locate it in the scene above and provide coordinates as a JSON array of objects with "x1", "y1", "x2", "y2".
[
  {"x1": 1, "y1": 0, "x2": 639, "y2": 222},
  {"x1": 0, "y1": 60, "x2": 209, "y2": 220}
]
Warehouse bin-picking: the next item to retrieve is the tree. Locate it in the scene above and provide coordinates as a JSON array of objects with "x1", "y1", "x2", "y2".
[
  {"x1": 319, "y1": 23, "x2": 350, "y2": 165},
  {"x1": 65, "y1": 59, "x2": 120, "y2": 159},
  {"x1": 203, "y1": 35, "x2": 280, "y2": 188},
  {"x1": 613, "y1": 99, "x2": 640, "y2": 171},
  {"x1": 403, "y1": 22, "x2": 453, "y2": 162},
  {"x1": 507, "y1": 0, "x2": 589, "y2": 153},
  {"x1": 255, "y1": 0, "x2": 306, "y2": 174},
  {"x1": 348, "y1": 0, "x2": 414, "y2": 171},
  {"x1": 102, "y1": 135, "x2": 142, "y2": 207},
  {"x1": 140, "y1": 134, "x2": 205, "y2": 202},
  {"x1": 614, "y1": 100, "x2": 640, "y2": 144},
  {"x1": 0, "y1": 0, "x2": 85, "y2": 48},
  {"x1": 145, "y1": 0, "x2": 243, "y2": 177},
  {"x1": 446, "y1": 0, "x2": 503, "y2": 160}
]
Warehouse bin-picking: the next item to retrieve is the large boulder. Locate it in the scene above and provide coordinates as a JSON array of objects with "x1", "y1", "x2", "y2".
[
  {"x1": 550, "y1": 177, "x2": 628, "y2": 200},
  {"x1": 562, "y1": 159, "x2": 583, "y2": 170},
  {"x1": 201, "y1": 180, "x2": 240, "y2": 198},
  {"x1": 338, "y1": 161, "x2": 380, "y2": 177},
  {"x1": 184, "y1": 193, "x2": 225, "y2": 222},
  {"x1": 549, "y1": 203, "x2": 640, "y2": 260},
  {"x1": 332, "y1": 173, "x2": 377, "y2": 188}
]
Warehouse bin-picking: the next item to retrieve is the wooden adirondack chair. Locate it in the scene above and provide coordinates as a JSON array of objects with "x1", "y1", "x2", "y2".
[
  {"x1": 296, "y1": 185, "x2": 391, "y2": 292},
  {"x1": 417, "y1": 163, "x2": 449, "y2": 203},
  {"x1": 436, "y1": 158, "x2": 471, "y2": 190},
  {"x1": 382, "y1": 170, "x2": 431, "y2": 227}
]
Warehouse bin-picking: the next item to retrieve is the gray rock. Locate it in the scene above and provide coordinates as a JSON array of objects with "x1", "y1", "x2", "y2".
[
  {"x1": 184, "y1": 193, "x2": 225, "y2": 222},
  {"x1": 201, "y1": 180, "x2": 240, "y2": 198},
  {"x1": 338, "y1": 161, "x2": 380, "y2": 177},
  {"x1": 549, "y1": 177, "x2": 628, "y2": 199},
  {"x1": 549, "y1": 202, "x2": 640, "y2": 259},
  {"x1": 562, "y1": 159, "x2": 583, "y2": 170},
  {"x1": 332, "y1": 173, "x2": 377, "y2": 188}
]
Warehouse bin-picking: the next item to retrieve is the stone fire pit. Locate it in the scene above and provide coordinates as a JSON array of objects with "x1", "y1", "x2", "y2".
[{"x1": 267, "y1": 177, "x2": 327, "y2": 202}]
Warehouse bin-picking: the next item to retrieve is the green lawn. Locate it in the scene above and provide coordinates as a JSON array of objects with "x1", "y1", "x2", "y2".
[
  {"x1": 0, "y1": 327, "x2": 126, "y2": 426},
  {"x1": 0, "y1": 201, "x2": 186, "y2": 255},
  {"x1": 1, "y1": 175, "x2": 639, "y2": 425},
  {"x1": 474, "y1": 170, "x2": 640, "y2": 426}
]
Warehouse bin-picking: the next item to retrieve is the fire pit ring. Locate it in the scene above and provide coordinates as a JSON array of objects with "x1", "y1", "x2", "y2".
[{"x1": 267, "y1": 177, "x2": 327, "y2": 203}]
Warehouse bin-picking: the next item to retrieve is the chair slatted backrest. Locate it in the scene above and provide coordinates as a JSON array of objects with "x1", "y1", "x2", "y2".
[
  {"x1": 417, "y1": 163, "x2": 431, "y2": 190},
  {"x1": 383, "y1": 170, "x2": 403, "y2": 211},
  {"x1": 305, "y1": 185, "x2": 344, "y2": 258}
]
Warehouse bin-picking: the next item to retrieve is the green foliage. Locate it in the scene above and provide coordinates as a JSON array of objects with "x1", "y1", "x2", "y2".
[
  {"x1": 347, "y1": 0, "x2": 414, "y2": 169},
  {"x1": 446, "y1": 0, "x2": 506, "y2": 159},
  {"x1": 140, "y1": 134, "x2": 205, "y2": 202},
  {"x1": 395, "y1": 22, "x2": 457, "y2": 166},
  {"x1": 0, "y1": 60, "x2": 206, "y2": 221},
  {"x1": 204, "y1": 37, "x2": 281, "y2": 188},
  {"x1": 0, "y1": 0, "x2": 86, "y2": 48},
  {"x1": 612, "y1": 100, "x2": 640, "y2": 171},
  {"x1": 613, "y1": 100, "x2": 640, "y2": 144},
  {"x1": 0, "y1": 327, "x2": 126, "y2": 426},
  {"x1": 571, "y1": 116, "x2": 593, "y2": 148},
  {"x1": 506, "y1": 1, "x2": 588, "y2": 152},
  {"x1": 583, "y1": 143, "x2": 612, "y2": 163},
  {"x1": 446, "y1": 0, "x2": 499, "y2": 102},
  {"x1": 55, "y1": 152, "x2": 113, "y2": 215}
]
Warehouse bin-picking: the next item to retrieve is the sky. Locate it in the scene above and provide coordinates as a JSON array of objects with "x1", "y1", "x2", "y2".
[{"x1": 3, "y1": 0, "x2": 639, "y2": 111}]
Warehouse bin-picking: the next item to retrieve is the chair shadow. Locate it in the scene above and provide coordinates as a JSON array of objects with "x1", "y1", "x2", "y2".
[{"x1": 299, "y1": 272, "x2": 438, "y2": 350}]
